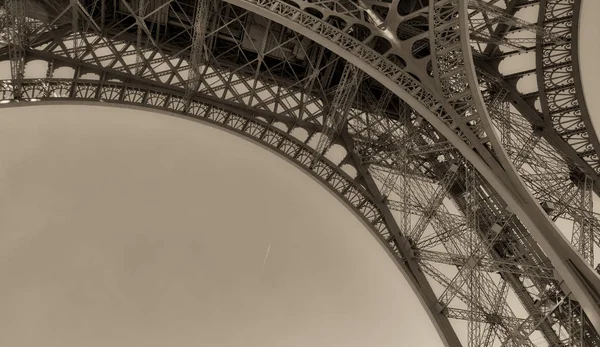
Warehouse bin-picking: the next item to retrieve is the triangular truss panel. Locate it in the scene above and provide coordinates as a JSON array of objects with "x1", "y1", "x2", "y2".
[{"x1": 2, "y1": 1, "x2": 600, "y2": 346}]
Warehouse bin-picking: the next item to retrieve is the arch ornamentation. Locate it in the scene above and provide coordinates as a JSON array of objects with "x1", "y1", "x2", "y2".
[
  {"x1": 536, "y1": 0, "x2": 600, "y2": 174},
  {"x1": 3, "y1": 0, "x2": 600, "y2": 346},
  {"x1": 0, "y1": 75, "x2": 462, "y2": 346},
  {"x1": 225, "y1": 0, "x2": 600, "y2": 337}
]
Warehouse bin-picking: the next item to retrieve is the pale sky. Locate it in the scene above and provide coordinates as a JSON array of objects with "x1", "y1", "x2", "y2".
[
  {"x1": 0, "y1": 104, "x2": 442, "y2": 346},
  {"x1": 579, "y1": 0, "x2": 600, "y2": 135},
  {"x1": 1, "y1": 1, "x2": 598, "y2": 346}
]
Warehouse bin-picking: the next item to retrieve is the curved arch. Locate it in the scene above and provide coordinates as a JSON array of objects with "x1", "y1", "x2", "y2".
[
  {"x1": 536, "y1": 0, "x2": 600, "y2": 173},
  {"x1": 10, "y1": 100, "x2": 380, "y2": 234},
  {"x1": 0, "y1": 78, "x2": 460, "y2": 347},
  {"x1": 0, "y1": 99, "x2": 396, "y2": 236},
  {"x1": 225, "y1": 0, "x2": 600, "y2": 333},
  {"x1": 571, "y1": 0, "x2": 600, "y2": 168},
  {"x1": 455, "y1": 2, "x2": 598, "y2": 342},
  {"x1": 7, "y1": 0, "x2": 600, "y2": 343}
]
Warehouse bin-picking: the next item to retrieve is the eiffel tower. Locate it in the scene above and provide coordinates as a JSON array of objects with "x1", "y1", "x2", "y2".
[{"x1": 2, "y1": 0, "x2": 600, "y2": 346}]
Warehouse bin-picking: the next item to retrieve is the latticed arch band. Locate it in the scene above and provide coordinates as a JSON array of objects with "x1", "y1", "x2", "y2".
[
  {"x1": 1, "y1": 72, "x2": 466, "y2": 345},
  {"x1": 3, "y1": 88, "x2": 390, "y2": 240},
  {"x1": 224, "y1": 0, "x2": 600, "y2": 337},
  {"x1": 4, "y1": 0, "x2": 600, "y2": 346}
]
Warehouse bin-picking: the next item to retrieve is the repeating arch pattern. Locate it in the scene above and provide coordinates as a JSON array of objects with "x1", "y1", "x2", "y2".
[
  {"x1": 11, "y1": 86, "x2": 385, "y2": 232},
  {"x1": 2, "y1": 1, "x2": 600, "y2": 346},
  {"x1": 225, "y1": 1, "x2": 600, "y2": 342},
  {"x1": 0, "y1": 73, "x2": 464, "y2": 346},
  {"x1": 536, "y1": 0, "x2": 600, "y2": 174}
]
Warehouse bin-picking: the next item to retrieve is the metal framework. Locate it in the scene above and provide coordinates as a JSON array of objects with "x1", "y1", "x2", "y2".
[{"x1": 2, "y1": 0, "x2": 600, "y2": 346}]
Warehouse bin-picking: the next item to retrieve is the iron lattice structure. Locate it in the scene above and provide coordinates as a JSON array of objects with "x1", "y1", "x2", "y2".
[{"x1": 3, "y1": 0, "x2": 600, "y2": 346}]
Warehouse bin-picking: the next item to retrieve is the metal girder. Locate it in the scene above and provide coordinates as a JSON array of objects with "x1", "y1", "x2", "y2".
[
  {"x1": 470, "y1": 0, "x2": 600, "y2": 190},
  {"x1": 2, "y1": 0, "x2": 26, "y2": 98},
  {"x1": 360, "y1": 85, "x2": 568, "y2": 346},
  {"x1": 409, "y1": 163, "x2": 460, "y2": 242},
  {"x1": 5, "y1": 1, "x2": 600, "y2": 346},
  {"x1": 446, "y1": 307, "x2": 535, "y2": 338},
  {"x1": 186, "y1": 0, "x2": 216, "y2": 104},
  {"x1": 416, "y1": 249, "x2": 555, "y2": 279},
  {"x1": 341, "y1": 129, "x2": 464, "y2": 347},
  {"x1": 312, "y1": 62, "x2": 362, "y2": 166},
  {"x1": 534, "y1": 0, "x2": 600, "y2": 177},
  {"x1": 572, "y1": 175, "x2": 595, "y2": 266},
  {"x1": 475, "y1": 58, "x2": 600, "y2": 193},
  {"x1": 468, "y1": 0, "x2": 567, "y2": 47}
]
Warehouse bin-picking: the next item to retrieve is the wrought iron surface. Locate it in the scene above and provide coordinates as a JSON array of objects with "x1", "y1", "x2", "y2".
[{"x1": 1, "y1": 1, "x2": 600, "y2": 346}]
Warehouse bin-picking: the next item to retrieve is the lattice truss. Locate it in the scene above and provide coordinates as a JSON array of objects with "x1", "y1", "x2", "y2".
[{"x1": 1, "y1": 0, "x2": 600, "y2": 346}]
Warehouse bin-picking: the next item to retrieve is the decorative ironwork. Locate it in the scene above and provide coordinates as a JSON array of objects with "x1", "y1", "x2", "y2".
[{"x1": 2, "y1": 1, "x2": 600, "y2": 346}]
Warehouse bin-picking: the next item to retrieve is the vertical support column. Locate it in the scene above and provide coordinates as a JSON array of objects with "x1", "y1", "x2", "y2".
[
  {"x1": 340, "y1": 129, "x2": 463, "y2": 347},
  {"x1": 572, "y1": 175, "x2": 595, "y2": 266},
  {"x1": 409, "y1": 163, "x2": 459, "y2": 242},
  {"x1": 186, "y1": 0, "x2": 216, "y2": 106},
  {"x1": 70, "y1": 0, "x2": 81, "y2": 58},
  {"x1": 311, "y1": 62, "x2": 362, "y2": 166},
  {"x1": 3, "y1": 0, "x2": 26, "y2": 100},
  {"x1": 458, "y1": 0, "x2": 600, "y2": 336},
  {"x1": 135, "y1": 0, "x2": 147, "y2": 75},
  {"x1": 465, "y1": 164, "x2": 482, "y2": 347}
]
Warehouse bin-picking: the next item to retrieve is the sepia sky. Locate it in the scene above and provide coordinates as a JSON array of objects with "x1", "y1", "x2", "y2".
[
  {"x1": 0, "y1": 104, "x2": 442, "y2": 346},
  {"x1": 579, "y1": 0, "x2": 600, "y2": 135},
  {"x1": 0, "y1": 1, "x2": 598, "y2": 346}
]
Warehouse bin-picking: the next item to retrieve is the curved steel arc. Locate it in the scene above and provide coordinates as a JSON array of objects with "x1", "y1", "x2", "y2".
[
  {"x1": 0, "y1": 77, "x2": 461, "y2": 347},
  {"x1": 3, "y1": 9, "x2": 461, "y2": 340},
  {"x1": 6, "y1": 0, "x2": 600, "y2": 344},
  {"x1": 570, "y1": 0, "x2": 600, "y2": 169},
  {"x1": 456, "y1": 0, "x2": 600, "y2": 334},
  {"x1": 536, "y1": 0, "x2": 600, "y2": 174},
  {"x1": 223, "y1": 0, "x2": 600, "y2": 333}
]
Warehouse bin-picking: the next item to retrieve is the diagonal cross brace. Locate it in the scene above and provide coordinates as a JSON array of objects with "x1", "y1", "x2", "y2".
[
  {"x1": 409, "y1": 163, "x2": 460, "y2": 242},
  {"x1": 311, "y1": 62, "x2": 362, "y2": 166}
]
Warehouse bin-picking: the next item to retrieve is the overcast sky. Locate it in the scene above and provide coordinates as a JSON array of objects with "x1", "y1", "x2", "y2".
[
  {"x1": 579, "y1": 0, "x2": 600, "y2": 134},
  {"x1": 0, "y1": 104, "x2": 442, "y2": 346},
  {"x1": 0, "y1": 1, "x2": 598, "y2": 346}
]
